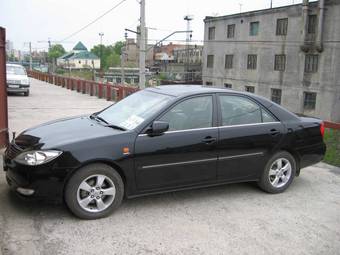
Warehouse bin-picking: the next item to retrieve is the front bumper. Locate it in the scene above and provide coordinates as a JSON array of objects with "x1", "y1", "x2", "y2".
[
  {"x1": 3, "y1": 154, "x2": 70, "y2": 203},
  {"x1": 6, "y1": 84, "x2": 29, "y2": 93}
]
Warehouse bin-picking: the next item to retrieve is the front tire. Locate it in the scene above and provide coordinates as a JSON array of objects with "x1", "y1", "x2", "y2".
[
  {"x1": 258, "y1": 151, "x2": 296, "y2": 194},
  {"x1": 65, "y1": 163, "x2": 124, "y2": 219}
]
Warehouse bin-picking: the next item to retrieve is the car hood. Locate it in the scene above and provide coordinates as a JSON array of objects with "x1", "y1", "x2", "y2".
[
  {"x1": 14, "y1": 116, "x2": 124, "y2": 150},
  {"x1": 6, "y1": 74, "x2": 28, "y2": 81}
]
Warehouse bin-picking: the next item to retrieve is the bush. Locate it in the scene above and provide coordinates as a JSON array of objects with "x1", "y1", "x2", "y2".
[{"x1": 323, "y1": 128, "x2": 340, "y2": 167}]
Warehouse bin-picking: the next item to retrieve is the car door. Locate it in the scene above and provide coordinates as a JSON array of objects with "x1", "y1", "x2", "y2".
[
  {"x1": 217, "y1": 94, "x2": 285, "y2": 181},
  {"x1": 134, "y1": 94, "x2": 218, "y2": 191}
]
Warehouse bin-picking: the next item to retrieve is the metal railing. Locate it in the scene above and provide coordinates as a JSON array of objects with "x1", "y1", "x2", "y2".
[
  {"x1": 27, "y1": 70, "x2": 139, "y2": 102},
  {"x1": 324, "y1": 121, "x2": 340, "y2": 130}
]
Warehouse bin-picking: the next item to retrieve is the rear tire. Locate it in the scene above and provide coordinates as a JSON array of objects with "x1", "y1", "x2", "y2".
[
  {"x1": 65, "y1": 163, "x2": 124, "y2": 219},
  {"x1": 258, "y1": 151, "x2": 296, "y2": 194},
  {"x1": 24, "y1": 91, "x2": 29, "y2": 96}
]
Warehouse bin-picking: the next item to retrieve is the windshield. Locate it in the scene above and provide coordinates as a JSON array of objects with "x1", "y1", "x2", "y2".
[
  {"x1": 97, "y1": 90, "x2": 173, "y2": 130},
  {"x1": 6, "y1": 65, "x2": 26, "y2": 75}
]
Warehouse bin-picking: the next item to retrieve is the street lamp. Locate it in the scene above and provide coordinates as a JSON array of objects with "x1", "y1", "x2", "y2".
[{"x1": 99, "y1": 32, "x2": 104, "y2": 71}]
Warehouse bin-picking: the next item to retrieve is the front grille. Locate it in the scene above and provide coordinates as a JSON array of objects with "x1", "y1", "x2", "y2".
[
  {"x1": 5, "y1": 143, "x2": 24, "y2": 160},
  {"x1": 7, "y1": 80, "x2": 21, "y2": 85}
]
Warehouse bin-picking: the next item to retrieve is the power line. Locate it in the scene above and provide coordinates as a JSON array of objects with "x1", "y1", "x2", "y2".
[{"x1": 60, "y1": 0, "x2": 128, "y2": 42}]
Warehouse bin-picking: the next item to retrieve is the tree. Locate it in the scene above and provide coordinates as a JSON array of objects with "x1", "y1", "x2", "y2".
[
  {"x1": 48, "y1": 44, "x2": 66, "y2": 61},
  {"x1": 90, "y1": 41, "x2": 124, "y2": 70},
  {"x1": 113, "y1": 41, "x2": 124, "y2": 55}
]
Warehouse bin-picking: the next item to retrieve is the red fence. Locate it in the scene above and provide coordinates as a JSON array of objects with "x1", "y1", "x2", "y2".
[
  {"x1": 27, "y1": 70, "x2": 139, "y2": 102},
  {"x1": 324, "y1": 121, "x2": 340, "y2": 130},
  {"x1": 0, "y1": 27, "x2": 8, "y2": 148}
]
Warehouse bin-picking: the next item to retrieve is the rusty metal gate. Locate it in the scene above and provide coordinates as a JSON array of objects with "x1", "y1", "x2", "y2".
[{"x1": 0, "y1": 27, "x2": 8, "y2": 148}]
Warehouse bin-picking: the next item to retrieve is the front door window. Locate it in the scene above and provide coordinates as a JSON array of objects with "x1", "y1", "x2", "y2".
[{"x1": 159, "y1": 96, "x2": 213, "y2": 131}]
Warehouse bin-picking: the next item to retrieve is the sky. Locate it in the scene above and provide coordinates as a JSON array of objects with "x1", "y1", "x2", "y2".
[{"x1": 1, "y1": 0, "x2": 307, "y2": 52}]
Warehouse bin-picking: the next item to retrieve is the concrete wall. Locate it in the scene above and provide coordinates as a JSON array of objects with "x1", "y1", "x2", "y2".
[{"x1": 202, "y1": 0, "x2": 340, "y2": 122}]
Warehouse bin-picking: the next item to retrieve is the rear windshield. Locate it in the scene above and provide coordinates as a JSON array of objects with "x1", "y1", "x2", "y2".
[{"x1": 6, "y1": 65, "x2": 26, "y2": 75}]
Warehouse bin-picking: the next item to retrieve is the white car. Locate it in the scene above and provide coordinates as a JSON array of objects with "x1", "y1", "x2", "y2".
[{"x1": 6, "y1": 64, "x2": 30, "y2": 96}]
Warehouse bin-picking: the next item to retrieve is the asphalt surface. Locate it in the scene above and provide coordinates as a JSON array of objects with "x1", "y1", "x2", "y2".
[{"x1": 0, "y1": 79, "x2": 340, "y2": 255}]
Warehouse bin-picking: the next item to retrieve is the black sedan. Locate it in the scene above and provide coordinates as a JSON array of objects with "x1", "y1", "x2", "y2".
[{"x1": 3, "y1": 85, "x2": 326, "y2": 219}]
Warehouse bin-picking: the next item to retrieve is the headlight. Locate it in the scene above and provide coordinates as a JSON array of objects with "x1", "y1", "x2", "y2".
[
  {"x1": 15, "y1": 150, "x2": 62, "y2": 166},
  {"x1": 21, "y1": 79, "x2": 29, "y2": 85}
]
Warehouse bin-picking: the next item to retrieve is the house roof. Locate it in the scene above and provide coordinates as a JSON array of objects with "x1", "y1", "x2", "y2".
[
  {"x1": 57, "y1": 41, "x2": 99, "y2": 60},
  {"x1": 59, "y1": 52, "x2": 74, "y2": 59},
  {"x1": 73, "y1": 41, "x2": 88, "y2": 51},
  {"x1": 69, "y1": 51, "x2": 99, "y2": 60}
]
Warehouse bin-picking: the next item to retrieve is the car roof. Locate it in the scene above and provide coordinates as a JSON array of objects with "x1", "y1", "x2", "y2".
[
  {"x1": 6, "y1": 63, "x2": 25, "y2": 68},
  {"x1": 146, "y1": 85, "x2": 234, "y2": 97},
  {"x1": 147, "y1": 84, "x2": 277, "y2": 108},
  {"x1": 147, "y1": 85, "x2": 268, "y2": 101}
]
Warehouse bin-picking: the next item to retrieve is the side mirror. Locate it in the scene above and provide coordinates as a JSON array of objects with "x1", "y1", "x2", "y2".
[{"x1": 148, "y1": 121, "x2": 169, "y2": 136}]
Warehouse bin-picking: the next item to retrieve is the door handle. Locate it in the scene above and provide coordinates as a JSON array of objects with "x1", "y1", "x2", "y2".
[
  {"x1": 270, "y1": 129, "x2": 280, "y2": 136},
  {"x1": 202, "y1": 136, "x2": 217, "y2": 144}
]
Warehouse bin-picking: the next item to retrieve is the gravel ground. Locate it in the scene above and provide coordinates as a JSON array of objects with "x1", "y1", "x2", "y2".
[{"x1": 0, "y1": 79, "x2": 339, "y2": 255}]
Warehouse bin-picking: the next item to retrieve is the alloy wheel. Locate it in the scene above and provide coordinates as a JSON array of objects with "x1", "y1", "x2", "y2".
[
  {"x1": 77, "y1": 174, "x2": 116, "y2": 213},
  {"x1": 268, "y1": 158, "x2": 292, "y2": 188}
]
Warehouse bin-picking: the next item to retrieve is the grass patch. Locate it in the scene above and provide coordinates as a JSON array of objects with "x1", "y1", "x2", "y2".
[
  {"x1": 323, "y1": 128, "x2": 340, "y2": 167},
  {"x1": 56, "y1": 69, "x2": 94, "y2": 80}
]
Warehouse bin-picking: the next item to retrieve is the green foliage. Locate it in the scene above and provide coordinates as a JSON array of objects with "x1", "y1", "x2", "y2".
[
  {"x1": 90, "y1": 41, "x2": 124, "y2": 70},
  {"x1": 113, "y1": 41, "x2": 124, "y2": 55},
  {"x1": 158, "y1": 73, "x2": 168, "y2": 80},
  {"x1": 6, "y1": 53, "x2": 17, "y2": 62},
  {"x1": 48, "y1": 44, "x2": 66, "y2": 60},
  {"x1": 323, "y1": 128, "x2": 340, "y2": 167}
]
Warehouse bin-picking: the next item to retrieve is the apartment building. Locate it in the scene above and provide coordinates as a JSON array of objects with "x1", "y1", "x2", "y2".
[{"x1": 202, "y1": 0, "x2": 340, "y2": 122}]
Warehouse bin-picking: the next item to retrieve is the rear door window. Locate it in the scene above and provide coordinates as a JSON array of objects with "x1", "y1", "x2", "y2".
[{"x1": 219, "y1": 95, "x2": 276, "y2": 126}]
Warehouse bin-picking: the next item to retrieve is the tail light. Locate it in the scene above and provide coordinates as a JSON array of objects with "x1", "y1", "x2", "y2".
[{"x1": 320, "y1": 122, "x2": 325, "y2": 138}]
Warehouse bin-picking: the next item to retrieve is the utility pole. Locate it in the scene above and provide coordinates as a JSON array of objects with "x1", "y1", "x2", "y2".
[
  {"x1": 139, "y1": 0, "x2": 146, "y2": 89},
  {"x1": 99, "y1": 32, "x2": 104, "y2": 72},
  {"x1": 48, "y1": 38, "x2": 53, "y2": 73},
  {"x1": 29, "y1": 42, "x2": 32, "y2": 71},
  {"x1": 184, "y1": 15, "x2": 193, "y2": 82},
  {"x1": 121, "y1": 32, "x2": 127, "y2": 85}
]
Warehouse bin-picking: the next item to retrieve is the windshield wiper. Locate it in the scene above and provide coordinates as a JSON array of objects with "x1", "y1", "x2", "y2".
[
  {"x1": 105, "y1": 124, "x2": 127, "y2": 131},
  {"x1": 90, "y1": 113, "x2": 126, "y2": 131},
  {"x1": 90, "y1": 114, "x2": 109, "y2": 125}
]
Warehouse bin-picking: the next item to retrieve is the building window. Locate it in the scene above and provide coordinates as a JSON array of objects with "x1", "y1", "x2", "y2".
[
  {"x1": 207, "y1": 55, "x2": 214, "y2": 68},
  {"x1": 249, "y1": 21, "x2": 259, "y2": 36},
  {"x1": 247, "y1": 54, "x2": 257, "y2": 69},
  {"x1": 308, "y1": 15, "x2": 317, "y2": 34},
  {"x1": 224, "y1": 83, "x2": 232, "y2": 88},
  {"x1": 208, "y1": 27, "x2": 215, "y2": 40},
  {"x1": 245, "y1": 86, "x2": 255, "y2": 93},
  {"x1": 276, "y1": 18, "x2": 288, "y2": 35},
  {"x1": 274, "y1": 54, "x2": 286, "y2": 71},
  {"x1": 271, "y1": 89, "x2": 282, "y2": 105},
  {"x1": 206, "y1": 81, "x2": 213, "y2": 86},
  {"x1": 227, "y1": 24, "x2": 235, "y2": 38},
  {"x1": 225, "y1": 55, "x2": 233, "y2": 69},
  {"x1": 305, "y1": 54, "x2": 318, "y2": 73},
  {"x1": 303, "y1": 92, "x2": 317, "y2": 110}
]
